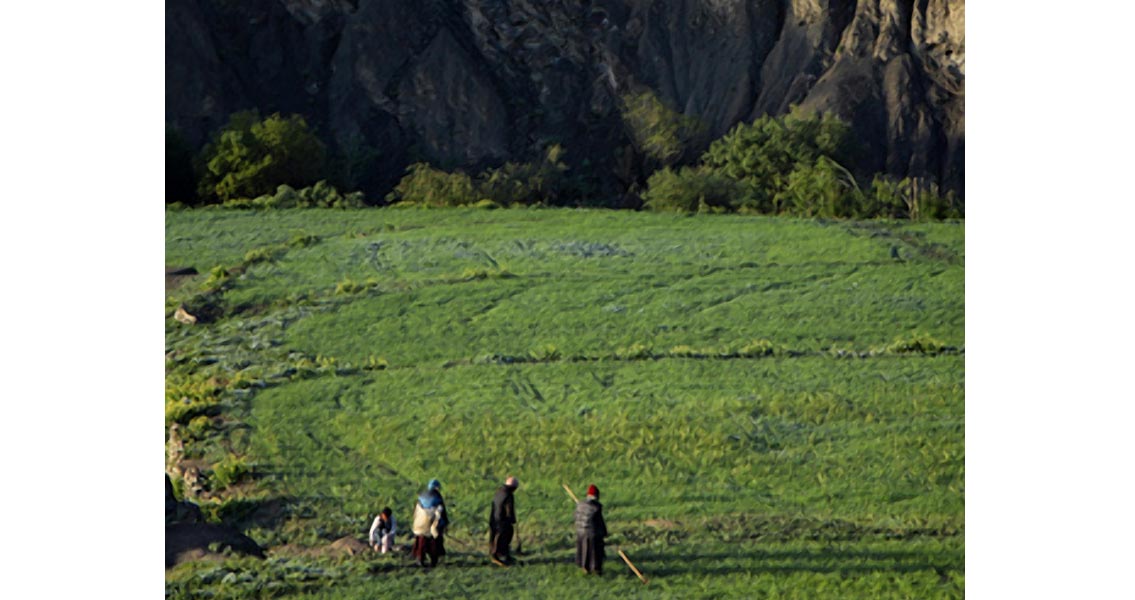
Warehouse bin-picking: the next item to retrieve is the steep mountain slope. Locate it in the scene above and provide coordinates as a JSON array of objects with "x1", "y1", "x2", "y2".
[{"x1": 166, "y1": 0, "x2": 963, "y2": 200}]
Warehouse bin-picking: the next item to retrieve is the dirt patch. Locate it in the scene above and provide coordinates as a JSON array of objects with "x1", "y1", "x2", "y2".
[
  {"x1": 644, "y1": 519, "x2": 679, "y2": 530},
  {"x1": 268, "y1": 536, "x2": 378, "y2": 560},
  {"x1": 166, "y1": 266, "x2": 199, "y2": 293}
]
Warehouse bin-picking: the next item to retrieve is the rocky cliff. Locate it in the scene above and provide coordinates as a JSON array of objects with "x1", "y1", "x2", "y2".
[{"x1": 166, "y1": 0, "x2": 963, "y2": 201}]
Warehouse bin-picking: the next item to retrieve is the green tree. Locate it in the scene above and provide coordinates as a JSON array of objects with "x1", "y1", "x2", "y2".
[
  {"x1": 701, "y1": 108, "x2": 854, "y2": 213},
  {"x1": 385, "y1": 163, "x2": 478, "y2": 207},
  {"x1": 197, "y1": 111, "x2": 326, "y2": 203}
]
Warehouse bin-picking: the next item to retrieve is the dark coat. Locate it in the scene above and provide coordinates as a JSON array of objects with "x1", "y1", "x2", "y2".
[
  {"x1": 489, "y1": 486, "x2": 516, "y2": 532},
  {"x1": 574, "y1": 498, "x2": 607, "y2": 573},
  {"x1": 574, "y1": 499, "x2": 607, "y2": 538}
]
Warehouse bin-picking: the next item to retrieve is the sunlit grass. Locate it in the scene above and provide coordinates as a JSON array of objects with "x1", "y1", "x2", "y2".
[{"x1": 165, "y1": 208, "x2": 963, "y2": 598}]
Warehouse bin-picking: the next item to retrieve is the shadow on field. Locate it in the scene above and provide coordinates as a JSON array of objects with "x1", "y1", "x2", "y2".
[
  {"x1": 214, "y1": 495, "x2": 295, "y2": 531},
  {"x1": 631, "y1": 548, "x2": 962, "y2": 579}
]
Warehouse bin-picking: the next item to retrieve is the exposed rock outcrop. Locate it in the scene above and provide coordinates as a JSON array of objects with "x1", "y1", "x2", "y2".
[
  {"x1": 166, "y1": 0, "x2": 964, "y2": 200},
  {"x1": 166, "y1": 474, "x2": 264, "y2": 568}
]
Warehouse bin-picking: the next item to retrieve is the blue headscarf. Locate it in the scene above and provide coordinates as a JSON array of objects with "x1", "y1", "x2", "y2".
[{"x1": 419, "y1": 479, "x2": 444, "y2": 510}]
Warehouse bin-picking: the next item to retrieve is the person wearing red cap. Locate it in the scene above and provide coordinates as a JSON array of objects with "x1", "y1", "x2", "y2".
[
  {"x1": 488, "y1": 476, "x2": 520, "y2": 563},
  {"x1": 573, "y1": 484, "x2": 608, "y2": 575}
]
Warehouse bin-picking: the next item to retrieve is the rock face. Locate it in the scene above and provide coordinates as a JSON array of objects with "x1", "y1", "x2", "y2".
[
  {"x1": 166, "y1": 474, "x2": 264, "y2": 568},
  {"x1": 166, "y1": 0, "x2": 964, "y2": 200}
]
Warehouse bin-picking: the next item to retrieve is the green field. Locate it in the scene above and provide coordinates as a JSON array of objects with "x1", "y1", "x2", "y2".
[{"x1": 165, "y1": 208, "x2": 964, "y2": 598}]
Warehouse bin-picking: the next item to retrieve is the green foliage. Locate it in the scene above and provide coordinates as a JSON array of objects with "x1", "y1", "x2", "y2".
[
  {"x1": 528, "y1": 343, "x2": 562, "y2": 362},
  {"x1": 334, "y1": 277, "x2": 379, "y2": 295},
  {"x1": 198, "y1": 111, "x2": 327, "y2": 204},
  {"x1": 620, "y1": 89, "x2": 704, "y2": 167},
  {"x1": 363, "y1": 355, "x2": 389, "y2": 370},
  {"x1": 642, "y1": 166, "x2": 745, "y2": 213},
  {"x1": 478, "y1": 145, "x2": 571, "y2": 207},
  {"x1": 242, "y1": 246, "x2": 276, "y2": 265},
  {"x1": 211, "y1": 454, "x2": 252, "y2": 489},
  {"x1": 737, "y1": 339, "x2": 776, "y2": 357},
  {"x1": 288, "y1": 232, "x2": 321, "y2": 248},
  {"x1": 776, "y1": 156, "x2": 863, "y2": 218},
  {"x1": 386, "y1": 163, "x2": 478, "y2": 206},
  {"x1": 201, "y1": 265, "x2": 233, "y2": 292},
  {"x1": 616, "y1": 342, "x2": 655, "y2": 360},
  {"x1": 700, "y1": 108, "x2": 854, "y2": 213},
  {"x1": 863, "y1": 176, "x2": 963, "y2": 221},
  {"x1": 165, "y1": 373, "x2": 224, "y2": 426},
  {"x1": 883, "y1": 334, "x2": 952, "y2": 355},
  {"x1": 389, "y1": 146, "x2": 576, "y2": 208}
]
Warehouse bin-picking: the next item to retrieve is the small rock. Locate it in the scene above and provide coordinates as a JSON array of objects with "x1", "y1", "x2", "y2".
[{"x1": 175, "y1": 305, "x2": 198, "y2": 325}]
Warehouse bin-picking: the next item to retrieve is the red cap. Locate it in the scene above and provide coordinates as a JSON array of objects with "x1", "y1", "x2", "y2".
[{"x1": 587, "y1": 484, "x2": 599, "y2": 497}]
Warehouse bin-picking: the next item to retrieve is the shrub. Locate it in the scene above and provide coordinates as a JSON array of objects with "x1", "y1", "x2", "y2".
[
  {"x1": 860, "y1": 176, "x2": 965, "y2": 220},
  {"x1": 386, "y1": 163, "x2": 478, "y2": 206},
  {"x1": 702, "y1": 108, "x2": 853, "y2": 212},
  {"x1": 642, "y1": 166, "x2": 744, "y2": 213},
  {"x1": 470, "y1": 199, "x2": 502, "y2": 209},
  {"x1": 478, "y1": 145, "x2": 571, "y2": 207},
  {"x1": 775, "y1": 156, "x2": 863, "y2": 218},
  {"x1": 297, "y1": 180, "x2": 366, "y2": 208},
  {"x1": 197, "y1": 111, "x2": 327, "y2": 203}
]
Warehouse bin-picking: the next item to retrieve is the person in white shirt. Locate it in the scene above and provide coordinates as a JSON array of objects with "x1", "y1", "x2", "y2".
[{"x1": 369, "y1": 507, "x2": 396, "y2": 553}]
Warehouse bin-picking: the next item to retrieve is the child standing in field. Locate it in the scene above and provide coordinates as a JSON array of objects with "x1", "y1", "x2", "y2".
[
  {"x1": 574, "y1": 484, "x2": 608, "y2": 575},
  {"x1": 369, "y1": 507, "x2": 396, "y2": 554},
  {"x1": 411, "y1": 479, "x2": 449, "y2": 567}
]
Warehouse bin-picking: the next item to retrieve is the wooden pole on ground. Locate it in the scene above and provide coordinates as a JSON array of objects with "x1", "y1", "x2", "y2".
[
  {"x1": 618, "y1": 549, "x2": 649, "y2": 584},
  {"x1": 562, "y1": 483, "x2": 579, "y2": 503}
]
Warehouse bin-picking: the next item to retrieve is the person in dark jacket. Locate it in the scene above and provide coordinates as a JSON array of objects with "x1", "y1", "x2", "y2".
[
  {"x1": 410, "y1": 479, "x2": 448, "y2": 567},
  {"x1": 574, "y1": 484, "x2": 608, "y2": 575},
  {"x1": 488, "y1": 476, "x2": 519, "y2": 563}
]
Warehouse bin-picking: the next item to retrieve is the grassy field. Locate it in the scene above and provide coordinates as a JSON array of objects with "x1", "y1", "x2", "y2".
[{"x1": 164, "y1": 207, "x2": 963, "y2": 598}]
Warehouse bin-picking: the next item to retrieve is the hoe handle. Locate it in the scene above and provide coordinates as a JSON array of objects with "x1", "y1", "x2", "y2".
[
  {"x1": 562, "y1": 484, "x2": 579, "y2": 504},
  {"x1": 618, "y1": 549, "x2": 649, "y2": 584}
]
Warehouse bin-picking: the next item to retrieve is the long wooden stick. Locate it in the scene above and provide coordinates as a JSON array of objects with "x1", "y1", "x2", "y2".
[
  {"x1": 562, "y1": 483, "x2": 579, "y2": 503},
  {"x1": 618, "y1": 549, "x2": 649, "y2": 584}
]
